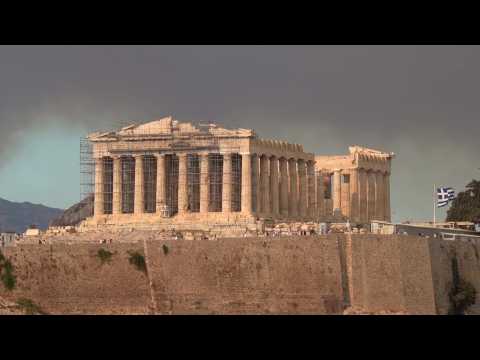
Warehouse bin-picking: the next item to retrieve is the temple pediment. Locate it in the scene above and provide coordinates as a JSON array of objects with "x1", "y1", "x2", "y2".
[
  {"x1": 89, "y1": 116, "x2": 256, "y2": 139},
  {"x1": 349, "y1": 145, "x2": 395, "y2": 158},
  {"x1": 118, "y1": 116, "x2": 176, "y2": 135}
]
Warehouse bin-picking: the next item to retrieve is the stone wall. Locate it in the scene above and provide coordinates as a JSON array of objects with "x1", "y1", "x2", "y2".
[
  {"x1": 428, "y1": 238, "x2": 480, "y2": 314},
  {"x1": 1, "y1": 243, "x2": 150, "y2": 314},
  {"x1": 0, "y1": 236, "x2": 344, "y2": 315},
  {"x1": 1, "y1": 235, "x2": 480, "y2": 315},
  {"x1": 147, "y1": 237, "x2": 343, "y2": 314},
  {"x1": 341, "y1": 235, "x2": 437, "y2": 314}
]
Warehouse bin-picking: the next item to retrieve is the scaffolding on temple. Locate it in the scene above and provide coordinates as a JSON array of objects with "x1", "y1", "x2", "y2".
[
  {"x1": 82, "y1": 117, "x2": 245, "y2": 219},
  {"x1": 187, "y1": 154, "x2": 200, "y2": 213},
  {"x1": 80, "y1": 137, "x2": 94, "y2": 203}
]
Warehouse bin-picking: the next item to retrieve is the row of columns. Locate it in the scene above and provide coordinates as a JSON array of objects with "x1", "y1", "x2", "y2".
[
  {"x1": 94, "y1": 153, "x2": 317, "y2": 220},
  {"x1": 252, "y1": 155, "x2": 316, "y2": 219},
  {"x1": 327, "y1": 168, "x2": 390, "y2": 223},
  {"x1": 95, "y1": 153, "x2": 253, "y2": 217},
  {"x1": 94, "y1": 154, "x2": 391, "y2": 223}
]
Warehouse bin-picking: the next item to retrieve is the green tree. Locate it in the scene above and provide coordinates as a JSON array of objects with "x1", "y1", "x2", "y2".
[{"x1": 446, "y1": 179, "x2": 480, "y2": 222}]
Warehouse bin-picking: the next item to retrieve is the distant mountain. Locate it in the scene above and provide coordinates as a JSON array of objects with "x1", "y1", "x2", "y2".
[
  {"x1": 49, "y1": 195, "x2": 93, "y2": 227},
  {"x1": 0, "y1": 198, "x2": 64, "y2": 234}
]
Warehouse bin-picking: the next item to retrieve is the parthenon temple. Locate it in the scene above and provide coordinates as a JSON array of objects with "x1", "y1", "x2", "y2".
[{"x1": 81, "y1": 117, "x2": 394, "y2": 234}]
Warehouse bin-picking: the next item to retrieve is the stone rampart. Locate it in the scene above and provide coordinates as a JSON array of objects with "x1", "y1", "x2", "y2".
[
  {"x1": 1, "y1": 236, "x2": 343, "y2": 314},
  {"x1": 1, "y1": 234, "x2": 479, "y2": 314}
]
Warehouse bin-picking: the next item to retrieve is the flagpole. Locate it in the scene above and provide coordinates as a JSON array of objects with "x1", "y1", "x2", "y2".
[{"x1": 433, "y1": 183, "x2": 436, "y2": 226}]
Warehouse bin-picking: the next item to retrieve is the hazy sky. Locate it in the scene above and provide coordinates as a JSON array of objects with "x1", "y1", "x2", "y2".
[{"x1": 0, "y1": 45, "x2": 479, "y2": 222}]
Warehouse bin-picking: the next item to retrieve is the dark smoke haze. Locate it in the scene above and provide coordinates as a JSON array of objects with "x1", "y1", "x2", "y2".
[{"x1": 0, "y1": 45, "x2": 479, "y2": 221}]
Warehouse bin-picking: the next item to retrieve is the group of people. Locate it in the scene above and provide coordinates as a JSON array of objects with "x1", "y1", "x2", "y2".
[{"x1": 99, "y1": 239, "x2": 114, "y2": 244}]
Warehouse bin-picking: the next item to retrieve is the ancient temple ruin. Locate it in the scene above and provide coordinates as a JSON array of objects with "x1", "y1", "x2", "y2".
[{"x1": 80, "y1": 116, "x2": 394, "y2": 234}]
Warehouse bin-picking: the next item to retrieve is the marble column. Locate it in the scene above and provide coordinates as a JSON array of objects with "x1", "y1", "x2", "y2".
[
  {"x1": 178, "y1": 153, "x2": 188, "y2": 215},
  {"x1": 316, "y1": 171, "x2": 325, "y2": 218},
  {"x1": 200, "y1": 153, "x2": 210, "y2": 214},
  {"x1": 155, "y1": 154, "x2": 166, "y2": 214},
  {"x1": 288, "y1": 158, "x2": 298, "y2": 217},
  {"x1": 298, "y1": 159, "x2": 307, "y2": 218},
  {"x1": 112, "y1": 156, "x2": 122, "y2": 215},
  {"x1": 94, "y1": 158, "x2": 104, "y2": 217},
  {"x1": 279, "y1": 157, "x2": 289, "y2": 217},
  {"x1": 350, "y1": 169, "x2": 359, "y2": 222},
  {"x1": 307, "y1": 161, "x2": 316, "y2": 219},
  {"x1": 367, "y1": 170, "x2": 376, "y2": 222},
  {"x1": 260, "y1": 155, "x2": 270, "y2": 215},
  {"x1": 270, "y1": 156, "x2": 279, "y2": 218},
  {"x1": 375, "y1": 171, "x2": 384, "y2": 221},
  {"x1": 222, "y1": 153, "x2": 232, "y2": 213},
  {"x1": 341, "y1": 171, "x2": 350, "y2": 218},
  {"x1": 252, "y1": 155, "x2": 260, "y2": 215},
  {"x1": 134, "y1": 155, "x2": 144, "y2": 214},
  {"x1": 358, "y1": 168, "x2": 368, "y2": 223},
  {"x1": 384, "y1": 173, "x2": 391, "y2": 222},
  {"x1": 241, "y1": 153, "x2": 252, "y2": 214},
  {"x1": 333, "y1": 170, "x2": 341, "y2": 214}
]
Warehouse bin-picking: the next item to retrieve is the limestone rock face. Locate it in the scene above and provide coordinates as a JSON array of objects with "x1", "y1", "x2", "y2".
[{"x1": 49, "y1": 195, "x2": 93, "y2": 227}]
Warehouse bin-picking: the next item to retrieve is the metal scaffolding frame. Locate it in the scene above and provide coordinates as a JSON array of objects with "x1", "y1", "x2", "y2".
[
  {"x1": 103, "y1": 157, "x2": 114, "y2": 214},
  {"x1": 165, "y1": 154, "x2": 179, "y2": 216},
  {"x1": 80, "y1": 137, "x2": 94, "y2": 202},
  {"x1": 83, "y1": 119, "x2": 246, "y2": 218},
  {"x1": 208, "y1": 154, "x2": 223, "y2": 212},
  {"x1": 187, "y1": 154, "x2": 200, "y2": 213},
  {"x1": 121, "y1": 156, "x2": 135, "y2": 214},
  {"x1": 143, "y1": 155, "x2": 157, "y2": 213},
  {"x1": 231, "y1": 154, "x2": 242, "y2": 212}
]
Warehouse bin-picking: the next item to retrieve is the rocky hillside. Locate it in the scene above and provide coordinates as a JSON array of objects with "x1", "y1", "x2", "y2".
[
  {"x1": 49, "y1": 195, "x2": 93, "y2": 227},
  {"x1": 0, "y1": 198, "x2": 64, "y2": 234}
]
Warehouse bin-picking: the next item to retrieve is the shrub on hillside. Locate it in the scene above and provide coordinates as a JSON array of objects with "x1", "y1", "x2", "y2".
[
  {"x1": 16, "y1": 298, "x2": 46, "y2": 315},
  {"x1": 128, "y1": 251, "x2": 147, "y2": 274},
  {"x1": 97, "y1": 248, "x2": 114, "y2": 265},
  {"x1": 449, "y1": 279, "x2": 477, "y2": 315},
  {"x1": 162, "y1": 244, "x2": 169, "y2": 255},
  {"x1": 0, "y1": 251, "x2": 16, "y2": 291}
]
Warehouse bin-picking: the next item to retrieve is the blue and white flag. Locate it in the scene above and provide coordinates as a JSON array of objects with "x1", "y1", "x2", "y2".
[{"x1": 437, "y1": 187, "x2": 455, "y2": 207}]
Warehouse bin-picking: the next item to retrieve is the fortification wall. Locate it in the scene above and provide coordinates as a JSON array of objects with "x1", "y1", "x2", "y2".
[
  {"x1": 1, "y1": 243, "x2": 150, "y2": 314},
  {"x1": 343, "y1": 235, "x2": 437, "y2": 314},
  {"x1": 0, "y1": 236, "x2": 344, "y2": 315},
  {"x1": 428, "y1": 238, "x2": 480, "y2": 314},
  {"x1": 147, "y1": 236, "x2": 343, "y2": 314},
  {"x1": 1, "y1": 234, "x2": 479, "y2": 315}
]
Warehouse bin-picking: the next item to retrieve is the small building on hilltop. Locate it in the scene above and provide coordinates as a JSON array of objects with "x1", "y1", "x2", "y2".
[{"x1": 0, "y1": 231, "x2": 19, "y2": 247}]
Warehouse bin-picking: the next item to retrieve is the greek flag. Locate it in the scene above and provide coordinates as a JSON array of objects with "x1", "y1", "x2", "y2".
[{"x1": 437, "y1": 187, "x2": 455, "y2": 207}]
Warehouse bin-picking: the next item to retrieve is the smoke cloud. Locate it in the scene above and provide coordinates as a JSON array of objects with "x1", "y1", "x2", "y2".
[{"x1": 0, "y1": 45, "x2": 479, "y2": 221}]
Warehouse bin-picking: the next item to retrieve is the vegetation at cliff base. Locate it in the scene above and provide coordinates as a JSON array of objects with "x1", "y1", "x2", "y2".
[
  {"x1": 0, "y1": 251, "x2": 16, "y2": 291},
  {"x1": 448, "y1": 256, "x2": 477, "y2": 315},
  {"x1": 446, "y1": 179, "x2": 480, "y2": 222},
  {"x1": 97, "y1": 248, "x2": 114, "y2": 265},
  {"x1": 16, "y1": 298, "x2": 46, "y2": 315},
  {"x1": 128, "y1": 251, "x2": 147, "y2": 274},
  {"x1": 449, "y1": 279, "x2": 476, "y2": 315},
  {"x1": 162, "y1": 244, "x2": 169, "y2": 255}
]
